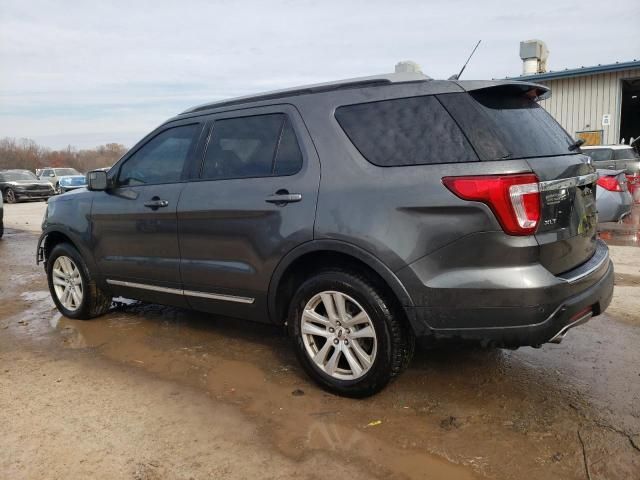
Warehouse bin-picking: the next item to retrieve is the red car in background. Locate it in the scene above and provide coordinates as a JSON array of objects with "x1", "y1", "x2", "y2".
[{"x1": 583, "y1": 145, "x2": 640, "y2": 202}]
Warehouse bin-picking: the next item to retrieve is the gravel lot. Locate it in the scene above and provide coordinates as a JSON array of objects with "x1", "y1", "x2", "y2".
[{"x1": 1, "y1": 201, "x2": 639, "y2": 479}]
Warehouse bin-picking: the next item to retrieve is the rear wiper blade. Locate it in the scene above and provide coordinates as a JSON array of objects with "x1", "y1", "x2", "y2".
[{"x1": 568, "y1": 138, "x2": 585, "y2": 152}]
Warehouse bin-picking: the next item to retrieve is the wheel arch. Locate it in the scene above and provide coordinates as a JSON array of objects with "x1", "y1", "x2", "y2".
[
  {"x1": 38, "y1": 228, "x2": 98, "y2": 274},
  {"x1": 268, "y1": 240, "x2": 415, "y2": 328}
]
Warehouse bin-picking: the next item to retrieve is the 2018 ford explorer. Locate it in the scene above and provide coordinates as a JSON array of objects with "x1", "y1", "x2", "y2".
[{"x1": 37, "y1": 73, "x2": 614, "y2": 397}]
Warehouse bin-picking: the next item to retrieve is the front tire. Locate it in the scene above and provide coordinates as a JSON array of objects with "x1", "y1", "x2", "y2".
[
  {"x1": 289, "y1": 270, "x2": 414, "y2": 397},
  {"x1": 46, "y1": 243, "x2": 112, "y2": 319},
  {"x1": 5, "y1": 188, "x2": 17, "y2": 203}
]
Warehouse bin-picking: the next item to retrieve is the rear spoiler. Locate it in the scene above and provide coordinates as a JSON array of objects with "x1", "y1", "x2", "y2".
[{"x1": 456, "y1": 80, "x2": 551, "y2": 101}]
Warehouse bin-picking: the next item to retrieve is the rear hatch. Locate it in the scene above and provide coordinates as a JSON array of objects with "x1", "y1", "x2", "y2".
[{"x1": 439, "y1": 82, "x2": 598, "y2": 274}]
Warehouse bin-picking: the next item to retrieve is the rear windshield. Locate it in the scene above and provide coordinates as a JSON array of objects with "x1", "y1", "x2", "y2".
[
  {"x1": 613, "y1": 148, "x2": 640, "y2": 160},
  {"x1": 438, "y1": 90, "x2": 575, "y2": 160},
  {"x1": 583, "y1": 149, "x2": 612, "y2": 161}
]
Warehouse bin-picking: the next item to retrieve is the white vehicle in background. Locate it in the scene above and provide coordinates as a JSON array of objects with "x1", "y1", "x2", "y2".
[{"x1": 38, "y1": 167, "x2": 82, "y2": 193}]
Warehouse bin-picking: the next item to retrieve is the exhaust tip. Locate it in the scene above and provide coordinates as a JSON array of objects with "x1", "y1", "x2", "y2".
[{"x1": 548, "y1": 309, "x2": 594, "y2": 344}]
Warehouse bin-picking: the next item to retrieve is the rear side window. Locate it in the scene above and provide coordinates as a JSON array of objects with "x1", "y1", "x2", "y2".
[
  {"x1": 201, "y1": 113, "x2": 302, "y2": 180},
  {"x1": 334, "y1": 96, "x2": 478, "y2": 166},
  {"x1": 439, "y1": 90, "x2": 574, "y2": 160}
]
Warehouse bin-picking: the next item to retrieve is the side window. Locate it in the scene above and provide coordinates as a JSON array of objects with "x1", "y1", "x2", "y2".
[
  {"x1": 335, "y1": 95, "x2": 478, "y2": 166},
  {"x1": 42, "y1": 169, "x2": 53, "y2": 177},
  {"x1": 201, "y1": 113, "x2": 303, "y2": 180},
  {"x1": 118, "y1": 124, "x2": 199, "y2": 186},
  {"x1": 274, "y1": 118, "x2": 303, "y2": 176}
]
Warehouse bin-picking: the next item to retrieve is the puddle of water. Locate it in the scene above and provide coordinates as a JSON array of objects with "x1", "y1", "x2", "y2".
[
  {"x1": 599, "y1": 204, "x2": 640, "y2": 246},
  {"x1": 38, "y1": 300, "x2": 640, "y2": 479},
  {"x1": 21, "y1": 291, "x2": 51, "y2": 302}
]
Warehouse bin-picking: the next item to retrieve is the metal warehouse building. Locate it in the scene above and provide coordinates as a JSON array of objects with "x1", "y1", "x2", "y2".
[{"x1": 515, "y1": 40, "x2": 640, "y2": 146}]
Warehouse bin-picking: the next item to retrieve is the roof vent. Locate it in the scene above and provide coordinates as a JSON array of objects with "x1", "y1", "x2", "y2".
[
  {"x1": 519, "y1": 40, "x2": 549, "y2": 75},
  {"x1": 395, "y1": 61, "x2": 423, "y2": 74}
]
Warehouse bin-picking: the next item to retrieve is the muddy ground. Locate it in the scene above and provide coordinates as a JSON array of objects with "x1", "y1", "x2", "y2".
[{"x1": 1, "y1": 202, "x2": 639, "y2": 479}]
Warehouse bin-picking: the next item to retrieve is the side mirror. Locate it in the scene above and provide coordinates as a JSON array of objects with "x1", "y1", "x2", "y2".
[{"x1": 87, "y1": 170, "x2": 108, "y2": 191}]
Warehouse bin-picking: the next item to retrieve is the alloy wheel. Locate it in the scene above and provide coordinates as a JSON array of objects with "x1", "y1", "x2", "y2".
[
  {"x1": 52, "y1": 255, "x2": 84, "y2": 311},
  {"x1": 301, "y1": 291, "x2": 377, "y2": 380}
]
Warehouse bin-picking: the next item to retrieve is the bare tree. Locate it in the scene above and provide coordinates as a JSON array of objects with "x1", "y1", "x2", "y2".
[{"x1": 0, "y1": 137, "x2": 128, "y2": 173}]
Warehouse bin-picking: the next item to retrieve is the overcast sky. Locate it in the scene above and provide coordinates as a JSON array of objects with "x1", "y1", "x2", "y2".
[{"x1": 1, "y1": 0, "x2": 638, "y2": 149}]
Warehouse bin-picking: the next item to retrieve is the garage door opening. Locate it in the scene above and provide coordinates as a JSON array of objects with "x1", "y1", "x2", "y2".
[{"x1": 620, "y1": 78, "x2": 640, "y2": 144}]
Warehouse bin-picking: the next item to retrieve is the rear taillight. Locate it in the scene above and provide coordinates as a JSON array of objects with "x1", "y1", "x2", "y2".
[
  {"x1": 597, "y1": 176, "x2": 623, "y2": 192},
  {"x1": 442, "y1": 174, "x2": 540, "y2": 236}
]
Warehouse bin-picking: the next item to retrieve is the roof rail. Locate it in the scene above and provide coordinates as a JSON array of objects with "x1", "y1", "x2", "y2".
[{"x1": 180, "y1": 72, "x2": 430, "y2": 114}]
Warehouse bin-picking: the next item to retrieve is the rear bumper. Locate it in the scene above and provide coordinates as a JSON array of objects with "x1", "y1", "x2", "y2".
[
  {"x1": 597, "y1": 189, "x2": 633, "y2": 223},
  {"x1": 400, "y1": 238, "x2": 614, "y2": 347}
]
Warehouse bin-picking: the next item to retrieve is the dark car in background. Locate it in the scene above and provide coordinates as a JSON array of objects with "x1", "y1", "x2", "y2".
[
  {"x1": 37, "y1": 73, "x2": 614, "y2": 396},
  {"x1": 583, "y1": 145, "x2": 640, "y2": 201},
  {"x1": 58, "y1": 175, "x2": 87, "y2": 193},
  {"x1": 0, "y1": 169, "x2": 56, "y2": 203}
]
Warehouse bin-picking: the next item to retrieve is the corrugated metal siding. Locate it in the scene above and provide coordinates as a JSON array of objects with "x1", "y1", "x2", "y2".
[{"x1": 537, "y1": 68, "x2": 640, "y2": 144}]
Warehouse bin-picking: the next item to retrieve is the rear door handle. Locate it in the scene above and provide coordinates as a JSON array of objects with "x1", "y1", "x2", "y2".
[
  {"x1": 265, "y1": 191, "x2": 302, "y2": 205},
  {"x1": 144, "y1": 197, "x2": 169, "y2": 209}
]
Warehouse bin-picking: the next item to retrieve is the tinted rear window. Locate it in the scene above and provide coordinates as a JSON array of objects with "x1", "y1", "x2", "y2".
[
  {"x1": 583, "y1": 149, "x2": 613, "y2": 161},
  {"x1": 335, "y1": 96, "x2": 478, "y2": 166},
  {"x1": 438, "y1": 90, "x2": 575, "y2": 160},
  {"x1": 613, "y1": 148, "x2": 640, "y2": 160},
  {"x1": 201, "y1": 113, "x2": 303, "y2": 180}
]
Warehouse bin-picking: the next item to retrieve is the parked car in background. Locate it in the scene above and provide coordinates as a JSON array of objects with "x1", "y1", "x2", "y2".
[
  {"x1": 37, "y1": 74, "x2": 614, "y2": 397},
  {"x1": 0, "y1": 169, "x2": 56, "y2": 203},
  {"x1": 596, "y1": 169, "x2": 633, "y2": 222},
  {"x1": 58, "y1": 175, "x2": 87, "y2": 193},
  {"x1": 38, "y1": 167, "x2": 82, "y2": 193},
  {"x1": 582, "y1": 145, "x2": 640, "y2": 201}
]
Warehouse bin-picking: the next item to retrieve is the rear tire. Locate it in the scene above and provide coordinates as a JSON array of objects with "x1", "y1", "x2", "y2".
[
  {"x1": 46, "y1": 243, "x2": 112, "y2": 319},
  {"x1": 288, "y1": 270, "x2": 414, "y2": 397}
]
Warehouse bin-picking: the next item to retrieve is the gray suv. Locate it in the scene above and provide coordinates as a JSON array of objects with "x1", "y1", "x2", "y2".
[{"x1": 37, "y1": 73, "x2": 614, "y2": 396}]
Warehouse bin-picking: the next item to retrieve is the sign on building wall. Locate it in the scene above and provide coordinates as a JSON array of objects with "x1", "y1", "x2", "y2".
[
  {"x1": 602, "y1": 114, "x2": 611, "y2": 126},
  {"x1": 576, "y1": 130, "x2": 603, "y2": 146}
]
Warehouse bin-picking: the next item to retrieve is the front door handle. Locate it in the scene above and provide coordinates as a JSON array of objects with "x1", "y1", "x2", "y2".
[
  {"x1": 144, "y1": 197, "x2": 169, "y2": 210},
  {"x1": 265, "y1": 190, "x2": 302, "y2": 205}
]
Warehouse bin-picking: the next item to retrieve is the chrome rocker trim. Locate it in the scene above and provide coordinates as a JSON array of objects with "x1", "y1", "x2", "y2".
[{"x1": 106, "y1": 279, "x2": 255, "y2": 304}]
